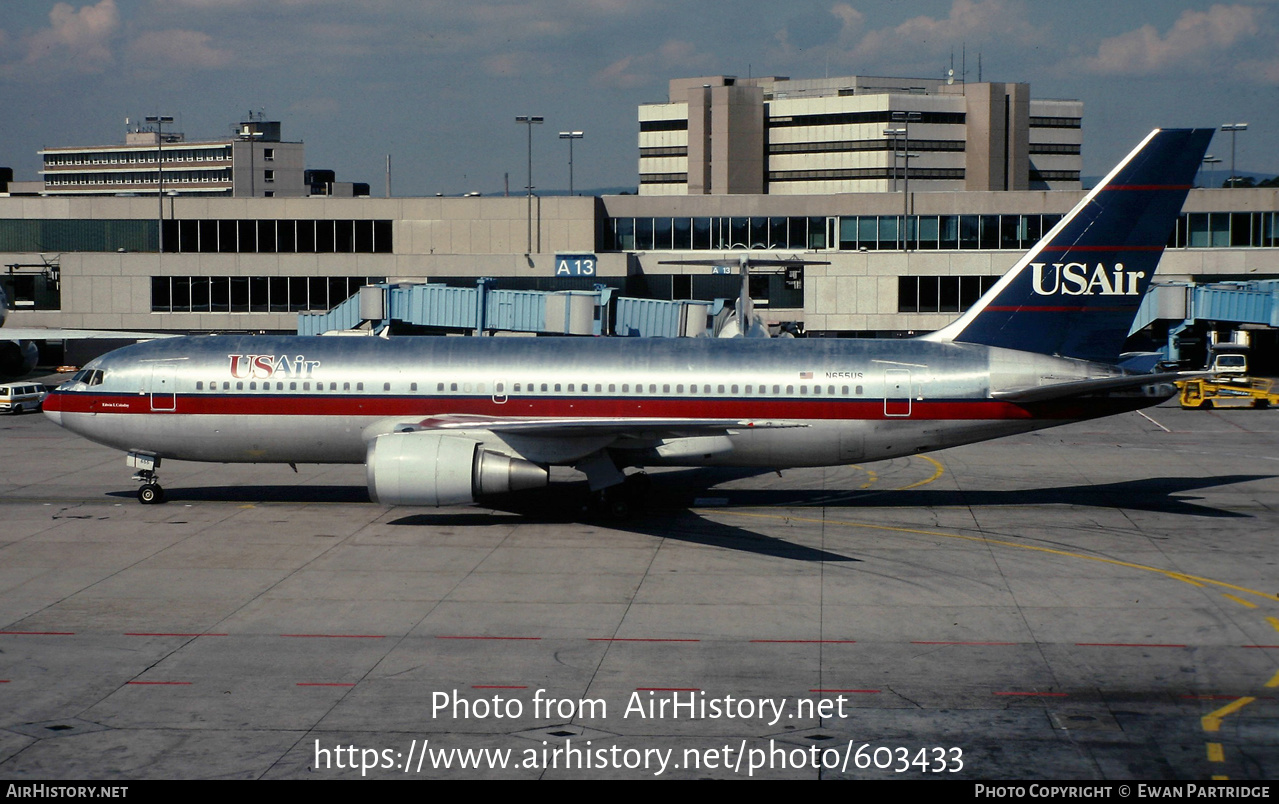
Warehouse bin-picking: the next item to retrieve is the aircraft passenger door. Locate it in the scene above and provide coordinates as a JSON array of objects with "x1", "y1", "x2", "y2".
[
  {"x1": 884, "y1": 369, "x2": 911, "y2": 417},
  {"x1": 492, "y1": 380, "x2": 508, "y2": 405},
  {"x1": 150, "y1": 365, "x2": 177, "y2": 412}
]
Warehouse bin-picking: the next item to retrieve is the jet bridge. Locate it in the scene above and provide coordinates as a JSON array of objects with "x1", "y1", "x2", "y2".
[
  {"x1": 1130, "y1": 280, "x2": 1279, "y2": 363},
  {"x1": 298, "y1": 281, "x2": 613, "y2": 337},
  {"x1": 299, "y1": 281, "x2": 726, "y2": 339}
]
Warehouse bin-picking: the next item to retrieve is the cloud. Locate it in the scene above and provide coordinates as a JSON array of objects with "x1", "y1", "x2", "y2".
[
  {"x1": 830, "y1": 4, "x2": 866, "y2": 45},
  {"x1": 1079, "y1": 4, "x2": 1265, "y2": 76},
  {"x1": 23, "y1": 0, "x2": 120, "y2": 73},
  {"x1": 125, "y1": 28, "x2": 232, "y2": 69},
  {"x1": 849, "y1": 0, "x2": 1042, "y2": 61},
  {"x1": 592, "y1": 38, "x2": 713, "y2": 89}
]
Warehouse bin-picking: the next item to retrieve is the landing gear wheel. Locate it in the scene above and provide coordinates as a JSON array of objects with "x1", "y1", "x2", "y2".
[
  {"x1": 585, "y1": 486, "x2": 635, "y2": 521},
  {"x1": 138, "y1": 483, "x2": 165, "y2": 504},
  {"x1": 606, "y1": 492, "x2": 633, "y2": 520}
]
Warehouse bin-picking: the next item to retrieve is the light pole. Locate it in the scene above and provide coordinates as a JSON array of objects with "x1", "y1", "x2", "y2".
[
  {"x1": 559, "y1": 131, "x2": 583, "y2": 195},
  {"x1": 1220, "y1": 123, "x2": 1247, "y2": 187},
  {"x1": 1201, "y1": 155, "x2": 1221, "y2": 189},
  {"x1": 892, "y1": 111, "x2": 921, "y2": 250},
  {"x1": 882, "y1": 126, "x2": 904, "y2": 193},
  {"x1": 515, "y1": 115, "x2": 543, "y2": 252},
  {"x1": 145, "y1": 114, "x2": 173, "y2": 252}
]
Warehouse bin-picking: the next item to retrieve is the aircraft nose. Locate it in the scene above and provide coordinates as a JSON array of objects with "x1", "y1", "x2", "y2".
[{"x1": 41, "y1": 393, "x2": 62, "y2": 427}]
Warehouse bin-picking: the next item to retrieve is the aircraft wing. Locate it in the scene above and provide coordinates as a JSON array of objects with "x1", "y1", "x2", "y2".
[
  {"x1": 990, "y1": 371, "x2": 1200, "y2": 404},
  {"x1": 398, "y1": 414, "x2": 809, "y2": 439}
]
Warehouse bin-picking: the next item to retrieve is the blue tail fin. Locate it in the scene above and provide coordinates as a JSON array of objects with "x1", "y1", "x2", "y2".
[{"x1": 929, "y1": 128, "x2": 1213, "y2": 363}]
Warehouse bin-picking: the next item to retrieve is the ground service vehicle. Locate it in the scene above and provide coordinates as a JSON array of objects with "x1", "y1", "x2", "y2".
[{"x1": 1179, "y1": 377, "x2": 1279, "y2": 409}]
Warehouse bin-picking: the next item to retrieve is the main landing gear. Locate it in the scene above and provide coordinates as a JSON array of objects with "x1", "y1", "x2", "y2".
[
  {"x1": 127, "y1": 452, "x2": 166, "y2": 505},
  {"x1": 585, "y1": 472, "x2": 651, "y2": 520}
]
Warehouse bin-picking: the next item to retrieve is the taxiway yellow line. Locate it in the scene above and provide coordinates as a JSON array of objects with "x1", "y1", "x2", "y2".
[
  {"x1": 1222, "y1": 593, "x2": 1258, "y2": 609},
  {"x1": 1201, "y1": 697, "x2": 1256, "y2": 732},
  {"x1": 894, "y1": 455, "x2": 946, "y2": 491}
]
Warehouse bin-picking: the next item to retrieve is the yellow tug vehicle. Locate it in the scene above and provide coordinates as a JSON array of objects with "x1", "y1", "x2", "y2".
[{"x1": 1178, "y1": 377, "x2": 1279, "y2": 409}]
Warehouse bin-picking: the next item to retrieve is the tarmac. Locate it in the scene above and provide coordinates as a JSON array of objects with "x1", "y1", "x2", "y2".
[{"x1": 0, "y1": 399, "x2": 1276, "y2": 779}]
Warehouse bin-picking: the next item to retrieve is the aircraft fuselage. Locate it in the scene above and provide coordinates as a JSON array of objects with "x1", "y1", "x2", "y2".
[{"x1": 44, "y1": 334, "x2": 1155, "y2": 470}]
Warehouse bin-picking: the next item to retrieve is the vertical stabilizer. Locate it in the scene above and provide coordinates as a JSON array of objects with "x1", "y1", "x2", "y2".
[{"x1": 927, "y1": 128, "x2": 1213, "y2": 363}]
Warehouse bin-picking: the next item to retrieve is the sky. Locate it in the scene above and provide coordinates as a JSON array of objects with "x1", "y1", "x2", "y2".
[{"x1": 2, "y1": 0, "x2": 1277, "y2": 196}]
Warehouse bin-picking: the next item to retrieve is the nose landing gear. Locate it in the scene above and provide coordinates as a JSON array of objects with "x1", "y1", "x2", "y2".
[
  {"x1": 136, "y1": 478, "x2": 165, "y2": 504},
  {"x1": 127, "y1": 452, "x2": 166, "y2": 505}
]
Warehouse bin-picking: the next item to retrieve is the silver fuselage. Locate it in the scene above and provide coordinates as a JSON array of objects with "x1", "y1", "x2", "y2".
[{"x1": 43, "y1": 334, "x2": 1151, "y2": 470}]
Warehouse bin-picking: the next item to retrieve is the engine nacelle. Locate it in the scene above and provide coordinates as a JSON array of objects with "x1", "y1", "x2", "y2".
[
  {"x1": 0, "y1": 340, "x2": 39, "y2": 379},
  {"x1": 366, "y1": 432, "x2": 548, "y2": 506}
]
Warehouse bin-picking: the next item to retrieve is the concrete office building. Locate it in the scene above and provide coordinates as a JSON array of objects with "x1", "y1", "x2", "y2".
[
  {"x1": 638, "y1": 75, "x2": 1082, "y2": 195},
  {"x1": 39, "y1": 119, "x2": 307, "y2": 198}
]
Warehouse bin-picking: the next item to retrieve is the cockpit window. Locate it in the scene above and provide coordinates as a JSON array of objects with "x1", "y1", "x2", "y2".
[{"x1": 61, "y1": 368, "x2": 103, "y2": 390}]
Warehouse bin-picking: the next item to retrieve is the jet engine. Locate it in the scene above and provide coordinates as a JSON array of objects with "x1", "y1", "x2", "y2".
[
  {"x1": 366, "y1": 432, "x2": 548, "y2": 506},
  {"x1": 0, "y1": 340, "x2": 39, "y2": 379}
]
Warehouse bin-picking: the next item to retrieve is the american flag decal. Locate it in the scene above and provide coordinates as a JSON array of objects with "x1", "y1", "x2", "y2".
[{"x1": 799, "y1": 371, "x2": 813, "y2": 379}]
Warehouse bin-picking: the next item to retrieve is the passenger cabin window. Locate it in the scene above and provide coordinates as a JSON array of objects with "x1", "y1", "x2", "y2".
[
  {"x1": 356, "y1": 383, "x2": 364, "y2": 391},
  {"x1": 382, "y1": 382, "x2": 390, "y2": 392}
]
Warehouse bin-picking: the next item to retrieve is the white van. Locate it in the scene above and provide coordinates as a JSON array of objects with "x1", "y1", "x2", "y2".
[{"x1": 0, "y1": 382, "x2": 47, "y2": 414}]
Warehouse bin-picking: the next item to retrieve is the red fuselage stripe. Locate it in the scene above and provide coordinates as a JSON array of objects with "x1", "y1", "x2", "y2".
[{"x1": 44, "y1": 392, "x2": 1137, "y2": 421}]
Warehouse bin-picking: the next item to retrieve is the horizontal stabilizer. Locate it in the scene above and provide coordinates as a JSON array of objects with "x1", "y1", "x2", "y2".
[{"x1": 991, "y1": 371, "x2": 1203, "y2": 404}]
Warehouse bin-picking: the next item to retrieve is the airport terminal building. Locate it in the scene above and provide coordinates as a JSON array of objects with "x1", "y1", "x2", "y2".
[{"x1": 3, "y1": 186, "x2": 1275, "y2": 336}]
